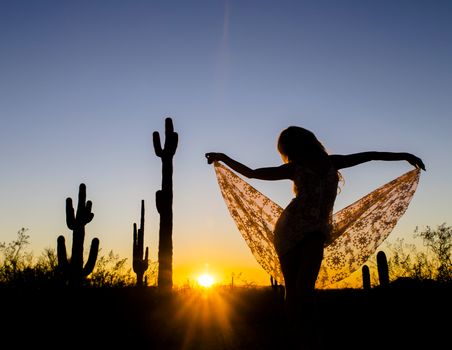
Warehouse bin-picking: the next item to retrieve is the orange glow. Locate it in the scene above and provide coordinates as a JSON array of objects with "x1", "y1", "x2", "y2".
[
  {"x1": 172, "y1": 263, "x2": 273, "y2": 288},
  {"x1": 197, "y1": 273, "x2": 215, "y2": 288},
  {"x1": 169, "y1": 287, "x2": 234, "y2": 349}
]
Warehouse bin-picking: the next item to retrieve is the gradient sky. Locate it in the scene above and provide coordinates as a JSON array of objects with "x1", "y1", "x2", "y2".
[{"x1": 1, "y1": 0, "x2": 451, "y2": 286}]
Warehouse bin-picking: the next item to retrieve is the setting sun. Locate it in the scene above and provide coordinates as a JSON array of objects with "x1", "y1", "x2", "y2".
[{"x1": 197, "y1": 273, "x2": 215, "y2": 288}]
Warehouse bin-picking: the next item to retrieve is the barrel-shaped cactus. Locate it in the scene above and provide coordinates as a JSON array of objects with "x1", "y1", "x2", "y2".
[
  {"x1": 57, "y1": 183, "x2": 99, "y2": 286},
  {"x1": 133, "y1": 200, "x2": 149, "y2": 287},
  {"x1": 153, "y1": 117, "x2": 178, "y2": 292}
]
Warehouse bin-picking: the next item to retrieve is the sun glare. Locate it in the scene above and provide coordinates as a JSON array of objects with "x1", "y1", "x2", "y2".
[{"x1": 197, "y1": 273, "x2": 215, "y2": 288}]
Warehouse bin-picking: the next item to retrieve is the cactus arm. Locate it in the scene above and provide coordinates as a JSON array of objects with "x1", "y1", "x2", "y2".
[
  {"x1": 82, "y1": 238, "x2": 99, "y2": 277},
  {"x1": 133, "y1": 223, "x2": 138, "y2": 259},
  {"x1": 144, "y1": 247, "x2": 149, "y2": 264},
  {"x1": 66, "y1": 198, "x2": 75, "y2": 230},
  {"x1": 155, "y1": 190, "x2": 163, "y2": 214},
  {"x1": 84, "y1": 200, "x2": 94, "y2": 224},
  {"x1": 57, "y1": 235, "x2": 69, "y2": 269},
  {"x1": 153, "y1": 132, "x2": 163, "y2": 157}
]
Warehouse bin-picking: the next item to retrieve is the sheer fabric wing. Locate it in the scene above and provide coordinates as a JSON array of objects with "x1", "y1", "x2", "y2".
[
  {"x1": 317, "y1": 168, "x2": 420, "y2": 287},
  {"x1": 213, "y1": 162, "x2": 420, "y2": 288},
  {"x1": 214, "y1": 162, "x2": 284, "y2": 283}
]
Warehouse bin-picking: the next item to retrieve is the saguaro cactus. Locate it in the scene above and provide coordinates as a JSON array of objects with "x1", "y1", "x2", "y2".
[
  {"x1": 270, "y1": 275, "x2": 285, "y2": 298},
  {"x1": 133, "y1": 200, "x2": 149, "y2": 287},
  {"x1": 377, "y1": 250, "x2": 389, "y2": 287},
  {"x1": 153, "y1": 117, "x2": 178, "y2": 292},
  {"x1": 270, "y1": 275, "x2": 278, "y2": 291},
  {"x1": 57, "y1": 183, "x2": 99, "y2": 286},
  {"x1": 362, "y1": 264, "x2": 371, "y2": 290}
]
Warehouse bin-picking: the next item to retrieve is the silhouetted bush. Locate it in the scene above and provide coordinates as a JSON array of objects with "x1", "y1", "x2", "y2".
[
  {"x1": 386, "y1": 223, "x2": 452, "y2": 284},
  {"x1": 89, "y1": 250, "x2": 135, "y2": 287},
  {"x1": 0, "y1": 228, "x2": 157, "y2": 289},
  {"x1": 0, "y1": 228, "x2": 58, "y2": 288},
  {"x1": 2, "y1": 223, "x2": 451, "y2": 289}
]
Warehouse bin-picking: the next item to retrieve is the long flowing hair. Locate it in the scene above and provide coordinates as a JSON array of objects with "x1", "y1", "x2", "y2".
[{"x1": 277, "y1": 126, "x2": 344, "y2": 189}]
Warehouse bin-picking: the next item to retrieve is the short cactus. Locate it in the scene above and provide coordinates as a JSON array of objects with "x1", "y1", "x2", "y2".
[
  {"x1": 133, "y1": 200, "x2": 149, "y2": 287},
  {"x1": 57, "y1": 183, "x2": 99, "y2": 286},
  {"x1": 362, "y1": 264, "x2": 371, "y2": 290},
  {"x1": 270, "y1": 275, "x2": 285, "y2": 298},
  {"x1": 270, "y1": 275, "x2": 278, "y2": 290},
  {"x1": 377, "y1": 250, "x2": 389, "y2": 287}
]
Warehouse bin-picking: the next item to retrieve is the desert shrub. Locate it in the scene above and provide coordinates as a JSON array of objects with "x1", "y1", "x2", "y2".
[
  {"x1": 2, "y1": 223, "x2": 450, "y2": 289},
  {"x1": 88, "y1": 250, "x2": 158, "y2": 287},
  {"x1": 0, "y1": 228, "x2": 59, "y2": 288},
  {"x1": 415, "y1": 223, "x2": 452, "y2": 282},
  {"x1": 88, "y1": 250, "x2": 135, "y2": 287},
  {"x1": 0, "y1": 228, "x2": 158, "y2": 289},
  {"x1": 386, "y1": 223, "x2": 452, "y2": 283},
  {"x1": 325, "y1": 223, "x2": 452, "y2": 289}
]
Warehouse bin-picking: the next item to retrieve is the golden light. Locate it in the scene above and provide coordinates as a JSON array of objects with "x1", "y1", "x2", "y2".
[{"x1": 197, "y1": 273, "x2": 215, "y2": 288}]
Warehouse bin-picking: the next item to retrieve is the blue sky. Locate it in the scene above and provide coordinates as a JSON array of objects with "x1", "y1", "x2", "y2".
[{"x1": 1, "y1": 0, "x2": 451, "y2": 285}]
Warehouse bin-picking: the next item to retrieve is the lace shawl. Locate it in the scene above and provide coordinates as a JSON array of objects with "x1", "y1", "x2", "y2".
[{"x1": 213, "y1": 162, "x2": 421, "y2": 288}]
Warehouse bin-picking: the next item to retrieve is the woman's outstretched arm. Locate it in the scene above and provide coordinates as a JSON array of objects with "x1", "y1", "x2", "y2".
[
  {"x1": 330, "y1": 152, "x2": 426, "y2": 171},
  {"x1": 205, "y1": 152, "x2": 293, "y2": 180}
]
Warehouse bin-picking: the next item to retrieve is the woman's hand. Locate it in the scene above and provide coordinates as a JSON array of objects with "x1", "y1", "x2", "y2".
[
  {"x1": 406, "y1": 153, "x2": 426, "y2": 171},
  {"x1": 205, "y1": 152, "x2": 225, "y2": 164}
]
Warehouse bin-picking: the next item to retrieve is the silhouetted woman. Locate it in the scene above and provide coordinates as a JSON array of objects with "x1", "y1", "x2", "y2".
[{"x1": 206, "y1": 126, "x2": 425, "y2": 348}]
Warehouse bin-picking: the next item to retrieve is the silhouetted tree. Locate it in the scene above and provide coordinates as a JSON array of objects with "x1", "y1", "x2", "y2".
[
  {"x1": 0, "y1": 228, "x2": 30, "y2": 272},
  {"x1": 133, "y1": 200, "x2": 149, "y2": 287},
  {"x1": 415, "y1": 223, "x2": 452, "y2": 282},
  {"x1": 153, "y1": 117, "x2": 178, "y2": 292},
  {"x1": 0, "y1": 228, "x2": 59, "y2": 288},
  {"x1": 385, "y1": 238, "x2": 432, "y2": 280},
  {"x1": 384, "y1": 223, "x2": 452, "y2": 283},
  {"x1": 57, "y1": 183, "x2": 99, "y2": 287},
  {"x1": 0, "y1": 228, "x2": 32, "y2": 285}
]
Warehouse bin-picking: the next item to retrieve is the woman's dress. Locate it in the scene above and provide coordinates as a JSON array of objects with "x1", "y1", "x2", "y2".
[{"x1": 273, "y1": 164, "x2": 339, "y2": 257}]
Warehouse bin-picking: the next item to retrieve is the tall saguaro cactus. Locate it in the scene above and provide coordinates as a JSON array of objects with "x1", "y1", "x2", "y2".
[
  {"x1": 153, "y1": 117, "x2": 178, "y2": 292},
  {"x1": 133, "y1": 200, "x2": 149, "y2": 287},
  {"x1": 57, "y1": 183, "x2": 99, "y2": 286}
]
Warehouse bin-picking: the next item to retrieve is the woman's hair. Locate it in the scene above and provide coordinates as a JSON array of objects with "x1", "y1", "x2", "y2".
[
  {"x1": 277, "y1": 126, "x2": 344, "y2": 191},
  {"x1": 277, "y1": 126, "x2": 329, "y2": 163}
]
